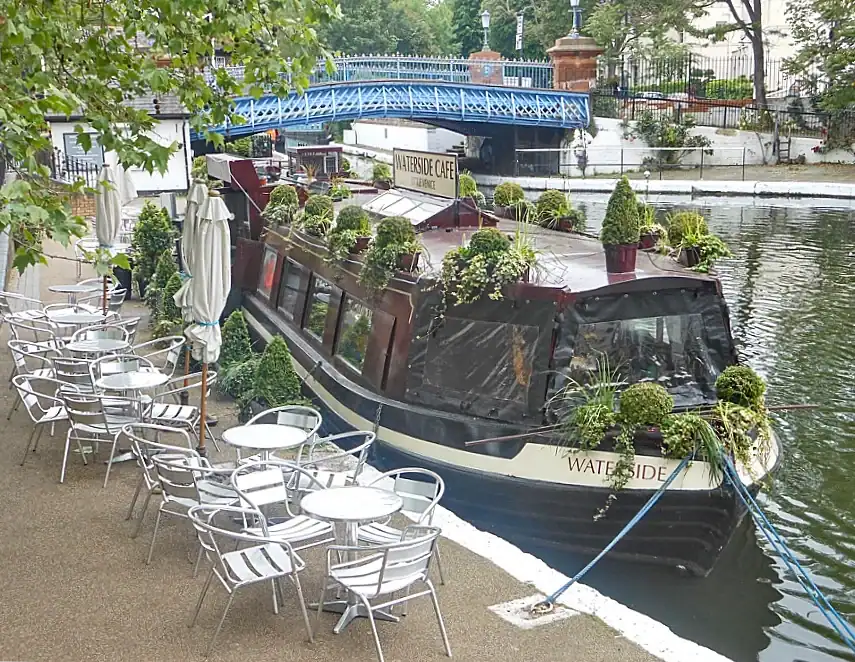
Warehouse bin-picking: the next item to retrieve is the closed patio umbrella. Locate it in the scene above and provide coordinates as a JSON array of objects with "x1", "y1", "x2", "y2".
[
  {"x1": 174, "y1": 180, "x2": 208, "y2": 322},
  {"x1": 184, "y1": 190, "x2": 232, "y2": 453},
  {"x1": 95, "y1": 165, "x2": 122, "y2": 313}
]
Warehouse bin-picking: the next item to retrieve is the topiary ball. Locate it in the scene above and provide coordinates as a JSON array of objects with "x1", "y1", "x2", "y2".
[
  {"x1": 269, "y1": 184, "x2": 298, "y2": 208},
  {"x1": 255, "y1": 337, "x2": 302, "y2": 408},
  {"x1": 468, "y1": 227, "x2": 510, "y2": 255},
  {"x1": 619, "y1": 382, "x2": 674, "y2": 427},
  {"x1": 536, "y1": 190, "x2": 569, "y2": 219},
  {"x1": 459, "y1": 173, "x2": 478, "y2": 198},
  {"x1": 375, "y1": 216, "x2": 416, "y2": 248},
  {"x1": 304, "y1": 194, "x2": 334, "y2": 219},
  {"x1": 335, "y1": 205, "x2": 371, "y2": 235},
  {"x1": 493, "y1": 182, "x2": 525, "y2": 207},
  {"x1": 715, "y1": 365, "x2": 766, "y2": 410},
  {"x1": 600, "y1": 176, "x2": 640, "y2": 246},
  {"x1": 667, "y1": 211, "x2": 708, "y2": 246}
]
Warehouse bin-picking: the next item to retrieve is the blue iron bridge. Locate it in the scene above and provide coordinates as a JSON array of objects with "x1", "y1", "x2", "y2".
[{"x1": 193, "y1": 79, "x2": 590, "y2": 140}]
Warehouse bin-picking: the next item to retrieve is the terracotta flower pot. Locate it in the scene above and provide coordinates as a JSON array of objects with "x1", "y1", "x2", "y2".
[
  {"x1": 558, "y1": 218, "x2": 577, "y2": 233},
  {"x1": 351, "y1": 236, "x2": 371, "y2": 253},
  {"x1": 604, "y1": 243, "x2": 638, "y2": 273},
  {"x1": 397, "y1": 252, "x2": 420, "y2": 272},
  {"x1": 639, "y1": 232, "x2": 659, "y2": 250},
  {"x1": 680, "y1": 246, "x2": 701, "y2": 267},
  {"x1": 374, "y1": 180, "x2": 391, "y2": 190}
]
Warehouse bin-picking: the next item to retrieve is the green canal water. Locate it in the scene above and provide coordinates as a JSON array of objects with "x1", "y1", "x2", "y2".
[{"x1": 508, "y1": 194, "x2": 855, "y2": 662}]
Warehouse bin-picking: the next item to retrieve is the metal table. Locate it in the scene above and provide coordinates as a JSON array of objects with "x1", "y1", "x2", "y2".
[
  {"x1": 221, "y1": 423, "x2": 309, "y2": 461},
  {"x1": 65, "y1": 338, "x2": 130, "y2": 356},
  {"x1": 300, "y1": 486, "x2": 404, "y2": 633},
  {"x1": 46, "y1": 310, "x2": 107, "y2": 326},
  {"x1": 48, "y1": 283, "x2": 103, "y2": 305}
]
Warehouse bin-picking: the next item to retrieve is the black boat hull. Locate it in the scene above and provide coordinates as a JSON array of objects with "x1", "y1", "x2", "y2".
[{"x1": 244, "y1": 298, "x2": 775, "y2": 577}]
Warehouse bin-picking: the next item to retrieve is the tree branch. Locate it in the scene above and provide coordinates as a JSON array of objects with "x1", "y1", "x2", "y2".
[{"x1": 721, "y1": 0, "x2": 756, "y2": 41}]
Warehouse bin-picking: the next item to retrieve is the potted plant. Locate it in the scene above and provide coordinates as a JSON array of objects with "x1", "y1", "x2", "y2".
[
  {"x1": 372, "y1": 163, "x2": 392, "y2": 190},
  {"x1": 715, "y1": 365, "x2": 766, "y2": 410},
  {"x1": 679, "y1": 231, "x2": 732, "y2": 271},
  {"x1": 637, "y1": 202, "x2": 665, "y2": 249},
  {"x1": 600, "y1": 176, "x2": 641, "y2": 273},
  {"x1": 358, "y1": 216, "x2": 421, "y2": 294},
  {"x1": 299, "y1": 194, "x2": 334, "y2": 238},
  {"x1": 231, "y1": 336, "x2": 304, "y2": 419},
  {"x1": 665, "y1": 210, "x2": 707, "y2": 262},
  {"x1": 329, "y1": 179, "x2": 352, "y2": 202},
  {"x1": 327, "y1": 205, "x2": 373, "y2": 265},
  {"x1": 536, "y1": 190, "x2": 586, "y2": 233},
  {"x1": 492, "y1": 182, "x2": 525, "y2": 219},
  {"x1": 439, "y1": 226, "x2": 536, "y2": 314},
  {"x1": 130, "y1": 201, "x2": 176, "y2": 297},
  {"x1": 219, "y1": 310, "x2": 254, "y2": 372},
  {"x1": 263, "y1": 184, "x2": 299, "y2": 226}
]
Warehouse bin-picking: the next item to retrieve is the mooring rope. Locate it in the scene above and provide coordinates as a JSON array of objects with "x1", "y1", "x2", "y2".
[{"x1": 531, "y1": 455, "x2": 692, "y2": 615}]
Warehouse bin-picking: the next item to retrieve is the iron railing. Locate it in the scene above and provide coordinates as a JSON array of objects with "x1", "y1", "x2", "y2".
[
  {"x1": 514, "y1": 146, "x2": 748, "y2": 181},
  {"x1": 36, "y1": 148, "x2": 100, "y2": 187}
]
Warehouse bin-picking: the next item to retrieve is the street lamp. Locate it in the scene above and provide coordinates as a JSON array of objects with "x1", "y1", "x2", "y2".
[
  {"x1": 569, "y1": 0, "x2": 581, "y2": 38},
  {"x1": 481, "y1": 9, "x2": 491, "y2": 51}
]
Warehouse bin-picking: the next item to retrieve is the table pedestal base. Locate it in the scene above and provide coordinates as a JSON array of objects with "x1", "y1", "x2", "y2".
[{"x1": 311, "y1": 600, "x2": 399, "y2": 633}]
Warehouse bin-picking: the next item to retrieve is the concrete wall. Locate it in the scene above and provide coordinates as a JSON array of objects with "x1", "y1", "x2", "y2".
[
  {"x1": 48, "y1": 119, "x2": 192, "y2": 193},
  {"x1": 343, "y1": 121, "x2": 463, "y2": 154}
]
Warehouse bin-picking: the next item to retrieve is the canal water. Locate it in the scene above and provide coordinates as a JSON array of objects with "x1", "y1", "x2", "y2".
[{"x1": 529, "y1": 194, "x2": 855, "y2": 662}]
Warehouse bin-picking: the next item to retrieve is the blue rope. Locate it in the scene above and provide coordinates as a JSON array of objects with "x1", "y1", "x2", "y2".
[
  {"x1": 195, "y1": 321, "x2": 219, "y2": 327},
  {"x1": 540, "y1": 455, "x2": 692, "y2": 607},
  {"x1": 722, "y1": 457, "x2": 855, "y2": 654}
]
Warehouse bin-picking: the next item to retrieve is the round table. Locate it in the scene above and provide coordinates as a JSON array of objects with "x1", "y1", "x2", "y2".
[
  {"x1": 301, "y1": 486, "x2": 404, "y2": 633},
  {"x1": 95, "y1": 370, "x2": 170, "y2": 392},
  {"x1": 46, "y1": 310, "x2": 107, "y2": 326},
  {"x1": 49, "y1": 283, "x2": 102, "y2": 295},
  {"x1": 65, "y1": 338, "x2": 130, "y2": 356},
  {"x1": 221, "y1": 423, "x2": 309, "y2": 461}
]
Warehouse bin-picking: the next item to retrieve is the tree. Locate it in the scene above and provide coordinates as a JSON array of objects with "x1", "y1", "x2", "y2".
[
  {"x1": 787, "y1": 0, "x2": 855, "y2": 110},
  {"x1": 0, "y1": 0, "x2": 338, "y2": 272},
  {"x1": 452, "y1": 0, "x2": 483, "y2": 56},
  {"x1": 427, "y1": 0, "x2": 457, "y2": 55},
  {"x1": 320, "y1": 0, "x2": 397, "y2": 54}
]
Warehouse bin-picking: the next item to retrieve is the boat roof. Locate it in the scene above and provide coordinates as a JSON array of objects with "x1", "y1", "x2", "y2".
[{"x1": 418, "y1": 221, "x2": 715, "y2": 294}]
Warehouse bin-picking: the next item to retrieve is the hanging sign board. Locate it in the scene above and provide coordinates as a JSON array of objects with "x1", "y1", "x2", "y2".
[
  {"x1": 63, "y1": 133, "x2": 104, "y2": 168},
  {"x1": 392, "y1": 148, "x2": 458, "y2": 199},
  {"x1": 515, "y1": 14, "x2": 524, "y2": 51}
]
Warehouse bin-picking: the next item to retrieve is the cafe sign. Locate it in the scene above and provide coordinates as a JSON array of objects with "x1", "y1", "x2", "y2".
[{"x1": 393, "y1": 148, "x2": 458, "y2": 199}]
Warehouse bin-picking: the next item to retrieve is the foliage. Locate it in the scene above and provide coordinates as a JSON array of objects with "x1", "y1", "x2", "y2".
[
  {"x1": 158, "y1": 272, "x2": 183, "y2": 325},
  {"x1": 329, "y1": 182, "x2": 352, "y2": 200},
  {"x1": 637, "y1": 201, "x2": 656, "y2": 230},
  {"x1": 716, "y1": 365, "x2": 766, "y2": 410},
  {"x1": 143, "y1": 250, "x2": 178, "y2": 319},
  {"x1": 618, "y1": 382, "x2": 674, "y2": 427},
  {"x1": 688, "y1": 233, "x2": 732, "y2": 273},
  {"x1": 219, "y1": 356, "x2": 261, "y2": 404},
  {"x1": 372, "y1": 163, "x2": 392, "y2": 184},
  {"x1": 305, "y1": 194, "x2": 334, "y2": 219},
  {"x1": 660, "y1": 413, "x2": 724, "y2": 482},
  {"x1": 452, "y1": 0, "x2": 482, "y2": 56},
  {"x1": 224, "y1": 137, "x2": 253, "y2": 157},
  {"x1": 493, "y1": 182, "x2": 526, "y2": 208},
  {"x1": 338, "y1": 315, "x2": 371, "y2": 367},
  {"x1": 270, "y1": 185, "x2": 299, "y2": 209},
  {"x1": 440, "y1": 227, "x2": 536, "y2": 309},
  {"x1": 341, "y1": 158, "x2": 353, "y2": 176},
  {"x1": 307, "y1": 301, "x2": 328, "y2": 337},
  {"x1": 254, "y1": 337, "x2": 303, "y2": 409},
  {"x1": 459, "y1": 172, "x2": 479, "y2": 198},
  {"x1": 600, "y1": 176, "x2": 640, "y2": 245},
  {"x1": 191, "y1": 156, "x2": 208, "y2": 181},
  {"x1": 535, "y1": 190, "x2": 570, "y2": 219},
  {"x1": 264, "y1": 185, "x2": 299, "y2": 226},
  {"x1": 0, "y1": 0, "x2": 337, "y2": 272},
  {"x1": 131, "y1": 202, "x2": 176, "y2": 287},
  {"x1": 556, "y1": 354, "x2": 620, "y2": 449},
  {"x1": 629, "y1": 112, "x2": 713, "y2": 165},
  {"x1": 220, "y1": 311, "x2": 253, "y2": 371},
  {"x1": 327, "y1": 229, "x2": 363, "y2": 264},
  {"x1": 300, "y1": 212, "x2": 333, "y2": 238},
  {"x1": 666, "y1": 210, "x2": 708, "y2": 246},
  {"x1": 358, "y1": 216, "x2": 421, "y2": 294},
  {"x1": 336, "y1": 205, "x2": 372, "y2": 235}
]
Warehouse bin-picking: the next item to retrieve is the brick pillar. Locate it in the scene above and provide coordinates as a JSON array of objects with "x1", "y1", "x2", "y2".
[
  {"x1": 468, "y1": 49, "x2": 504, "y2": 86},
  {"x1": 547, "y1": 35, "x2": 603, "y2": 92},
  {"x1": 70, "y1": 193, "x2": 96, "y2": 218}
]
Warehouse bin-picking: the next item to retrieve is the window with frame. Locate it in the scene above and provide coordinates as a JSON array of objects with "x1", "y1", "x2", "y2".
[
  {"x1": 257, "y1": 248, "x2": 278, "y2": 300},
  {"x1": 304, "y1": 275, "x2": 336, "y2": 341},
  {"x1": 277, "y1": 259, "x2": 307, "y2": 320},
  {"x1": 335, "y1": 297, "x2": 373, "y2": 372}
]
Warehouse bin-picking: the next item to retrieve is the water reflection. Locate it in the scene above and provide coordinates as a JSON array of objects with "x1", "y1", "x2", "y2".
[{"x1": 550, "y1": 196, "x2": 855, "y2": 662}]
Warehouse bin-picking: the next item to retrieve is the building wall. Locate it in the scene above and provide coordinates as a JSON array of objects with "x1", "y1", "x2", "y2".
[
  {"x1": 343, "y1": 121, "x2": 463, "y2": 154},
  {"x1": 48, "y1": 119, "x2": 192, "y2": 193}
]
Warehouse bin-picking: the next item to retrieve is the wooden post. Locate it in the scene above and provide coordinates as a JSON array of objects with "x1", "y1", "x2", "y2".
[{"x1": 197, "y1": 361, "x2": 208, "y2": 456}]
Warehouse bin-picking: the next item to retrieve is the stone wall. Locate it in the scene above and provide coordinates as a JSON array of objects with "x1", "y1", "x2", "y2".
[{"x1": 70, "y1": 193, "x2": 96, "y2": 218}]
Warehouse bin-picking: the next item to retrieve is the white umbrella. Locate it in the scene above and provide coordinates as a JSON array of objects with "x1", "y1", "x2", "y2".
[
  {"x1": 174, "y1": 180, "x2": 208, "y2": 322},
  {"x1": 104, "y1": 151, "x2": 137, "y2": 206},
  {"x1": 95, "y1": 165, "x2": 122, "y2": 313},
  {"x1": 184, "y1": 190, "x2": 232, "y2": 453}
]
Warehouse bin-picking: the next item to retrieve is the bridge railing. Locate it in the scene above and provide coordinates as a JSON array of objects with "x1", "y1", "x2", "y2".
[{"x1": 206, "y1": 55, "x2": 554, "y2": 90}]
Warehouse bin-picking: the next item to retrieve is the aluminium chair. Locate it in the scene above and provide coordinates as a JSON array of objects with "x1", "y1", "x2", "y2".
[
  {"x1": 295, "y1": 430, "x2": 376, "y2": 489},
  {"x1": 238, "y1": 405, "x2": 322, "y2": 463},
  {"x1": 13, "y1": 375, "x2": 74, "y2": 467}
]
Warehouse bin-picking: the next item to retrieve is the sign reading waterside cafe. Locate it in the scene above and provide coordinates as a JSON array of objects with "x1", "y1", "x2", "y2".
[{"x1": 393, "y1": 148, "x2": 458, "y2": 199}]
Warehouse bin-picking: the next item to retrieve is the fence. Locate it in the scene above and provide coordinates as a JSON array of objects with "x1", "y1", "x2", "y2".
[
  {"x1": 514, "y1": 146, "x2": 749, "y2": 181},
  {"x1": 36, "y1": 149, "x2": 100, "y2": 188}
]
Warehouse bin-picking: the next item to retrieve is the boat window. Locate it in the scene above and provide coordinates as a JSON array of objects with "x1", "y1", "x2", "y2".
[
  {"x1": 335, "y1": 296, "x2": 373, "y2": 372},
  {"x1": 257, "y1": 247, "x2": 277, "y2": 300},
  {"x1": 277, "y1": 259, "x2": 306, "y2": 320},
  {"x1": 423, "y1": 317, "x2": 539, "y2": 407},
  {"x1": 305, "y1": 275, "x2": 336, "y2": 341},
  {"x1": 568, "y1": 313, "x2": 722, "y2": 406}
]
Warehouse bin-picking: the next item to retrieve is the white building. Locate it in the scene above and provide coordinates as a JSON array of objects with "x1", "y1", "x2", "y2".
[
  {"x1": 46, "y1": 95, "x2": 193, "y2": 194},
  {"x1": 342, "y1": 119, "x2": 464, "y2": 155}
]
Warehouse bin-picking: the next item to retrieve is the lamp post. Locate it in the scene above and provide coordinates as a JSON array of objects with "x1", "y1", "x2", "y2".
[
  {"x1": 481, "y1": 9, "x2": 491, "y2": 51},
  {"x1": 569, "y1": 0, "x2": 581, "y2": 38}
]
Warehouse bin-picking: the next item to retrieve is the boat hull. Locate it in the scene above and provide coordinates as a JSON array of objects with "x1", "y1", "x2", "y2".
[{"x1": 244, "y1": 298, "x2": 777, "y2": 577}]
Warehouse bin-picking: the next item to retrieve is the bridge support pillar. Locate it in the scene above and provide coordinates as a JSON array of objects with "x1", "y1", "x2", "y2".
[
  {"x1": 547, "y1": 34, "x2": 603, "y2": 93},
  {"x1": 468, "y1": 49, "x2": 504, "y2": 86}
]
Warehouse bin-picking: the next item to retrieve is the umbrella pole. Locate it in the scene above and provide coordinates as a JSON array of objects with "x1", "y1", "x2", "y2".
[
  {"x1": 102, "y1": 276, "x2": 108, "y2": 315},
  {"x1": 197, "y1": 361, "x2": 208, "y2": 457},
  {"x1": 180, "y1": 344, "x2": 191, "y2": 405}
]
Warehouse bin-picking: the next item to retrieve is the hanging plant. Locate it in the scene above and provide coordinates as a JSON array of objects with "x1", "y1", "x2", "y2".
[
  {"x1": 358, "y1": 216, "x2": 421, "y2": 294},
  {"x1": 715, "y1": 365, "x2": 766, "y2": 410},
  {"x1": 326, "y1": 205, "x2": 372, "y2": 266}
]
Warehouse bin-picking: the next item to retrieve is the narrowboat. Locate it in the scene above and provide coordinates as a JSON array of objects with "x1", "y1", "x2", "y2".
[{"x1": 220, "y1": 152, "x2": 780, "y2": 577}]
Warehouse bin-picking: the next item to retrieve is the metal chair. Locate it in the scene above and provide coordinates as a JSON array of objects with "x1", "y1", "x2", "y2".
[
  {"x1": 12, "y1": 375, "x2": 74, "y2": 467},
  {"x1": 7, "y1": 340, "x2": 60, "y2": 419},
  {"x1": 296, "y1": 430, "x2": 376, "y2": 489},
  {"x1": 114, "y1": 316, "x2": 141, "y2": 344},
  {"x1": 9, "y1": 318, "x2": 62, "y2": 349},
  {"x1": 230, "y1": 459, "x2": 335, "y2": 552},
  {"x1": 70, "y1": 324, "x2": 129, "y2": 343},
  {"x1": 0, "y1": 290, "x2": 44, "y2": 326},
  {"x1": 318, "y1": 526, "x2": 451, "y2": 662},
  {"x1": 89, "y1": 353, "x2": 154, "y2": 385},
  {"x1": 131, "y1": 336, "x2": 184, "y2": 377},
  {"x1": 147, "y1": 370, "x2": 219, "y2": 449},
  {"x1": 358, "y1": 468, "x2": 446, "y2": 585},
  {"x1": 239, "y1": 405, "x2": 322, "y2": 463},
  {"x1": 147, "y1": 452, "x2": 238, "y2": 566},
  {"x1": 61, "y1": 392, "x2": 138, "y2": 485},
  {"x1": 188, "y1": 504, "x2": 314, "y2": 655},
  {"x1": 108, "y1": 288, "x2": 127, "y2": 314},
  {"x1": 53, "y1": 356, "x2": 97, "y2": 394}
]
